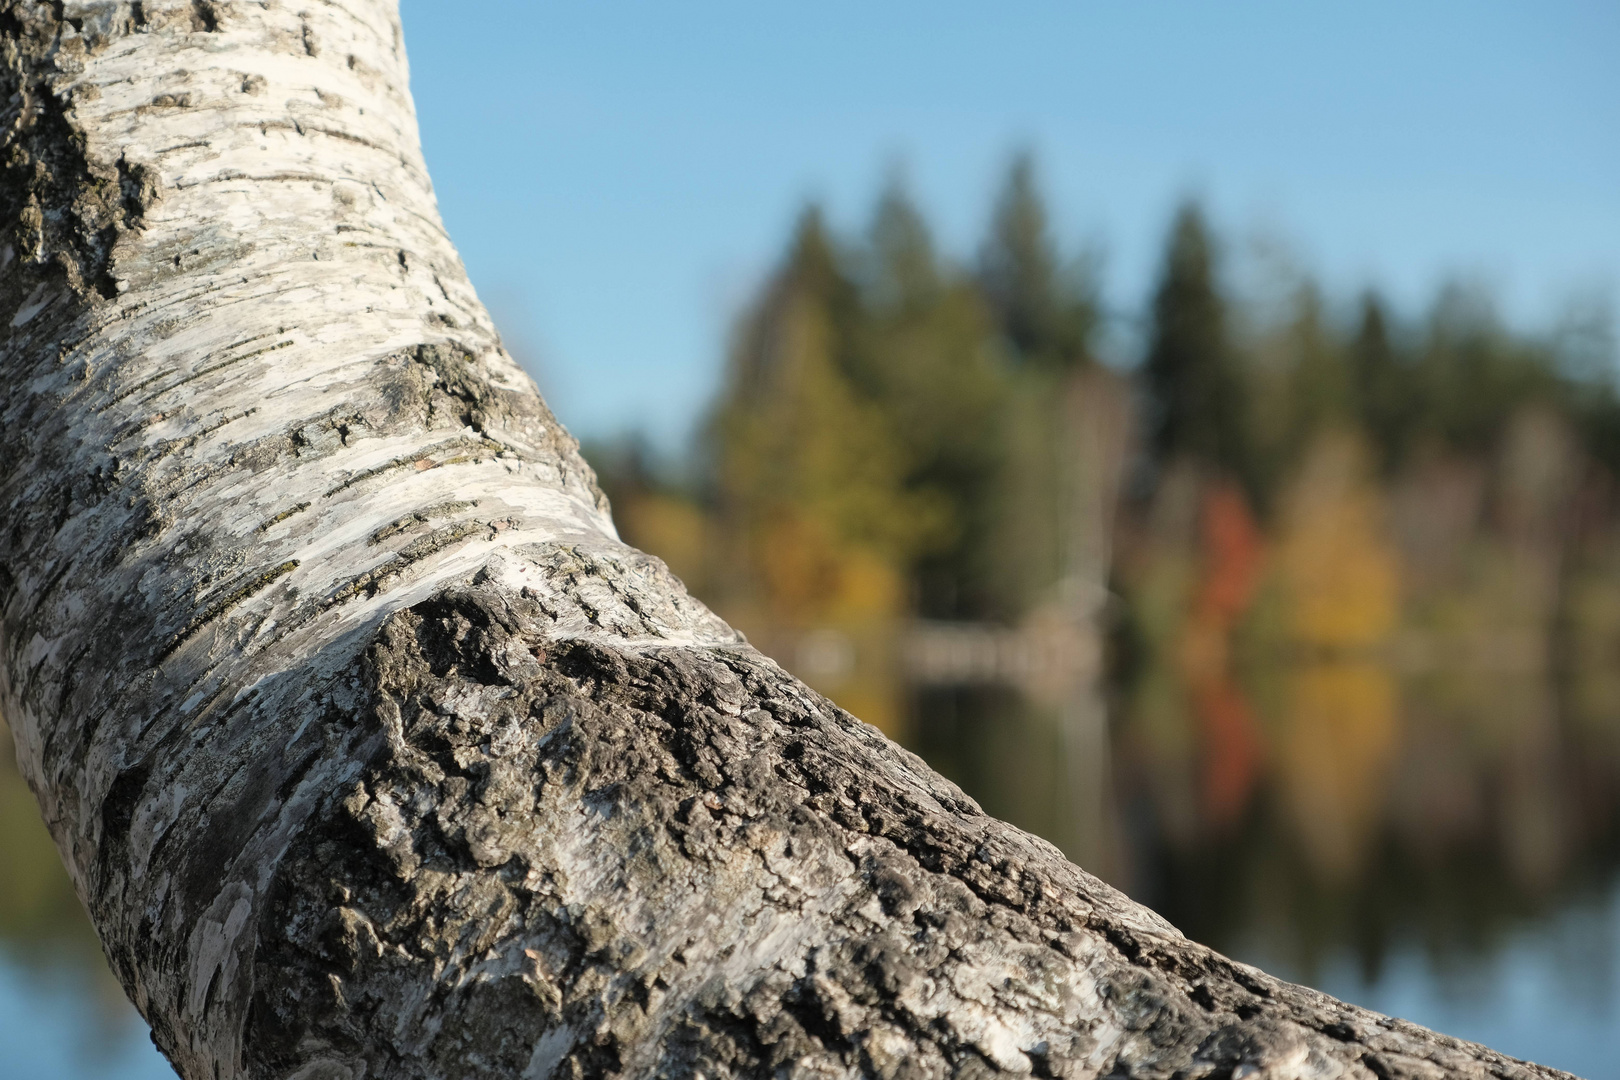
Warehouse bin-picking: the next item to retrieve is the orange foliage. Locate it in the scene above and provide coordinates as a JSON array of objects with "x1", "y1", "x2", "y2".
[
  {"x1": 1177, "y1": 480, "x2": 1269, "y2": 830},
  {"x1": 1195, "y1": 482, "x2": 1267, "y2": 627}
]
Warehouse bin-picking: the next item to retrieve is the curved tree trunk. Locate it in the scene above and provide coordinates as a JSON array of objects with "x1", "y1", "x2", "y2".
[{"x1": 0, "y1": 4, "x2": 1576, "y2": 1078}]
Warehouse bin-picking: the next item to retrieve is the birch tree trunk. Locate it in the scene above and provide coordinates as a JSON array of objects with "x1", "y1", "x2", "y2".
[{"x1": 0, "y1": 3, "x2": 1576, "y2": 1078}]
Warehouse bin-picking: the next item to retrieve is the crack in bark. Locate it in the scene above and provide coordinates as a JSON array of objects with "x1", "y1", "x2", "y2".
[
  {"x1": 322, "y1": 521, "x2": 488, "y2": 609},
  {"x1": 320, "y1": 435, "x2": 505, "y2": 498},
  {"x1": 158, "y1": 558, "x2": 298, "y2": 661},
  {"x1": 136, "y1": 338, "x2": 294, "y2": 407},
  {"x1": 255, "y1": 501, "x2": 311, "y2": 534},
  {"x1": 369, "y1": 500, "x2": 481, "y2": 545}
]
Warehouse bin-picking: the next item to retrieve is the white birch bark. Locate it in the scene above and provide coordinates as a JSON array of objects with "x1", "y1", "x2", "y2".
[{"x1": 0, "y1": 3, "x2": 1578, "y2": 1078}]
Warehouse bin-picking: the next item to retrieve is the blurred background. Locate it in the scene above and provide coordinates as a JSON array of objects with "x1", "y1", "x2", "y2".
[{"x1": 4, "y1": 2, "x2": 1618, "y2": 1076}]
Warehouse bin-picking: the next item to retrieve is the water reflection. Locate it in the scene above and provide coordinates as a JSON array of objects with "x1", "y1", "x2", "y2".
[
  {"x1": 891, "y1": 429, "x2": 1620, "y2": 1075},
  {"x1": 902, "y1": 660, "x2": 1620, "y2": 1076}
]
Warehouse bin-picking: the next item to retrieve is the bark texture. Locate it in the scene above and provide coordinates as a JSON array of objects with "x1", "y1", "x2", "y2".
[{"x1": 0, "y1": 3, "x2": 1579, "y2": 1079}]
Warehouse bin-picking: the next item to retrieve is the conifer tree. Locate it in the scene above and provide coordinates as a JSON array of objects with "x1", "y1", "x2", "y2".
[
  {"x1": 1245, "y1": 283, "x2": 1356, "y2": 502},
  {"x1": 855, "y1": 181, "x2": 1005, "y2": 617},
  {"x1": 977, "y1": 153, "x2": 1095, "y2": 371},
  {"x1": 1142, "y1": 202, "x2": 1250, "y2": 490},
  {"x1": 1349, "y1": 291, "x2": 1412, "y2": 472},
  {"x1": 974, "y1": 156, "x2": 1106, "y2": 618},
  {"x1": 864, "y1": 178, "x2": 944, "y2": 314},
  {"x1": 712, "y1": 208, "x2": 926, "y2": 608},
  {"x1": 707, "y1": 208, "x2": 941, "y2": 729},
  {"x1": 1416, "y1": 285, "x2": 1562, "y2": 456}
]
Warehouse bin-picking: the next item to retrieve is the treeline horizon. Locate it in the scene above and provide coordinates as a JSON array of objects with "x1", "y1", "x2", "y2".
[{"x1": 586, "y1": 151, "x2": 1620, "y2": 636}]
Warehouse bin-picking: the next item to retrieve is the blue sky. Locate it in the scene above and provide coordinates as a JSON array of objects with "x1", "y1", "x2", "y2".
[{"x1": 399, "y1": 1, "x2": 1619, "y2": 450}]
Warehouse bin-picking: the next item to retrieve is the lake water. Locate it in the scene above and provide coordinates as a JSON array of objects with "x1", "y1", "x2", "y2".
[
  {"x1": 0, "y1": 948, "x2": 174, "y2": 1080},
  {"x1": 900, "y1": 665, "x2": 1620, "y2": 1080}
]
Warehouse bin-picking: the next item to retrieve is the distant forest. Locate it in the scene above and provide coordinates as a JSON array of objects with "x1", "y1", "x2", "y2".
[{"x1": 588, "y1": 153, "x2": 1620, "y2": 689}]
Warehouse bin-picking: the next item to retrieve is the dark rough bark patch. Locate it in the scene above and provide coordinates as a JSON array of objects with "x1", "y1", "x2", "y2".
[
  {"x1": 239, "y1": 585, "x2": 1573, "y2": 1080},
  {"x1": 0, "y1": 2, "x2": 158, "y2": 301},
  {"x1": 189, "y1": 0, "x2": 219, "y2": 33}
]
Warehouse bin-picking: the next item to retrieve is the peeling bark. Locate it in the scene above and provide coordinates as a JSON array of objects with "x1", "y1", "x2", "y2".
[{"x1": 0, "y1": 3, "x2": 1578, "y2": 1079}]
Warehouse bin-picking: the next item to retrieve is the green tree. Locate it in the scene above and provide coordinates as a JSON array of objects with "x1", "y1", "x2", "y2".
[
  {"x1": 710, "y1": 207, "x2": 940, "y2": 625},
  {"x1": 1412, "y1": 285, "x2": 1562, "y2": 456},
  {"x1": 977, "y1": 152, "x2": 1096, "y2": 371},
  {"x1": 973, "y1": 156, "x2": 1108, "y2": 617},
  {"x1": 852, "y1": 180, "x2": 1007, "y2": 617},
  {"x1": 1142, "y1": 201, "x2": 1250, "y2": 490},
  {"x1": 1348, "y1": 291, "x2": 1414, "y2": 472},
  {"x1": 1246, "y1": 283, "x2": 1356, "y2": 501}
]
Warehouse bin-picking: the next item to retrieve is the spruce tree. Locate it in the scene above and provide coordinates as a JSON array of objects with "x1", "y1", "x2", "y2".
[
  {"x1": 1349, "y1": 291, "x2": 1412, "y2": 472},
  {"x1": 974, "y1": 155, "x2": 1103, "y2": 617},
  {"x1": 1142, "y1": 201, "x2": 1250, "y2": 489},
  {"x1": 856, "y1": 181, "x2": 1005, "y2": 617},
  {"x1": 977, "y1": 153, "x2": 1095, "y2": 371},
  {"x1": 709, "y1": 208, "x2": 946, "y2": 650},
  {"x1": 864, "y1": 178, "x2": 944, "y2": 314}
]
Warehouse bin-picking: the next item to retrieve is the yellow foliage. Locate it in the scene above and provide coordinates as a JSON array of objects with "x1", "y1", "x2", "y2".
[
  {"x1": 750, "y1": 513, "x2": 903, "y2": 629},
  {"x1": 718, "y1": 286, "x2": 945, "y2": 571},
  {"x1": 1273, "y1": 429, "x2": 1399, "y2": 654}
]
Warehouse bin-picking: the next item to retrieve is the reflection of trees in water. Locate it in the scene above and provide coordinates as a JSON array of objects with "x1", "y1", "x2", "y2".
[
  {"x1": 910, "y1": 665, "x2": 1620, "y2": 986},
  {"x1": 1103, "y1": 415, "x2": 1620, "y2": 976},
  {"x1": 909, "y1": 415, "x2": 1620, "y2": 980},
  {"x1": 1122, "y1": 684, "x2": 1620, "y2": 988}
]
